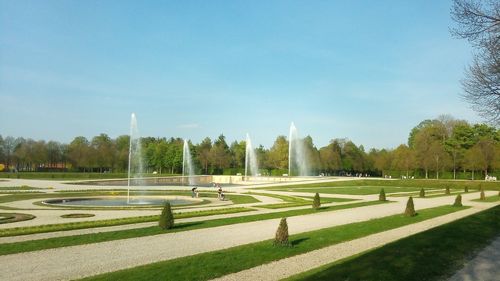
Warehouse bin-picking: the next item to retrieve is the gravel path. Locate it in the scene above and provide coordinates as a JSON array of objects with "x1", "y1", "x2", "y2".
[
  {"x1": 212, "y1": 202, "x2": 498, "y2": 281},
  {"x1": 448, "y1": 235, "x2": 500, "y2": 281},
  {"x1": 0, "y1": 192, "x2": 494, "y2": 281}
]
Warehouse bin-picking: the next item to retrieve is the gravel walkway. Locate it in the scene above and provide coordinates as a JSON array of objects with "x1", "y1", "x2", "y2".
[
  {"x1": 448, "y1": 235, "x2": 500, "y2": 281},
  {"x1": 212, "y1": 202, "x2": 498, "y2": 281},
  {"x1": 0, "y1": 193, "x2": 494, "y2": 281}
]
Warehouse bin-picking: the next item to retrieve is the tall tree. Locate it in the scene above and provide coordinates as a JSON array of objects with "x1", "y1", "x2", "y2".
[
  {"x1": 451, "y1": 0, "x2": 500, "y2": 124},
  {"x1": 266, "y1": 136, "x2": 289, "y2": 171},
  {"x1": 197, "y1": 137, "x2": 212, "y2": 174}
]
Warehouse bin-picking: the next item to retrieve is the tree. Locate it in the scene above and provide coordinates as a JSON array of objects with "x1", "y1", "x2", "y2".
[
  {"x1": 379, "y1": 188, "x2": 386, "y2": 201},
  {"x1": 159, "y1": 202, "x2": 174, "y2": 229},
  {"x1": 266, "y1": 136, "x2": 289, "y2": 171},
  {"x1": 91, "y1": 134, "x2": 114, "y2": 173},
  {"x1": 464, "y1": 144, "x2": 487, "y2": 179},
  {"x1": 419, "y1": 188, "x2": 425, "y2": 198},
  {"x1": 451, "y1": 0, "x2": 500, "y2": 124},
  {"x1": 312, "y1": 193, "x2": 321, "y2": 209},
  {"x1": 68, "y1": 136, "x2": 90, "y2": 172},
  {"x1": 319, "y1": 141, "x2": 342, "y2": 174},
  {"x1": 197, "y1": 137, "x2": 212, "y2": 174},
  {"x1": 404, "y1": 197, "x2": 416, "y2": 217},
  {"x1": 453, "y1": 194, "x2": 463, "y2": 207},
  {"x1": 210, "y1": 135, "x2": 231, "y2": 173},
  {"x1": 274, "y1": 218, "x2": 290, "y2": 246},
  {"x1": 392, "y1": 144, "x2": 416, "y2": 178}
]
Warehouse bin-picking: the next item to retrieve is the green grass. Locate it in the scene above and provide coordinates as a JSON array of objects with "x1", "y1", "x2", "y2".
[
  {"x1": 248, "y1": 192, "x2": 355, "y2": 209},
  {"x1": 0, "y1": 201, "x2": 386, "y2": 255},
  {"x1": 267, "y1": 186, "x2": 423, "y2": 195},
  {"x1": 81, "y1": 205, "x2": 468, "y2": 281},
  {"x1": 0, "y1": 207, "x2": 252, "y2": 237},
  {"x1": 288, "y1": 205, "x2": 500, "y2": 281},
  {"x1": 0, "y1": 186, "x2": 47, "y2": 190},
  {"x1": 260, "y1": 179, "x2": 500, "y2": 191},
  {"x1": 472, "y1": 195, "x2": 500, "y2": 202},
  {"x1": 0, "y1": 172, "x2": 178, "y2": 180},
  {"x1": 0, "y1": 213, "x2": 36, "y2": 224},
  {"x1": 60, "y1": 213, "x2": 96, "y2": 218}
]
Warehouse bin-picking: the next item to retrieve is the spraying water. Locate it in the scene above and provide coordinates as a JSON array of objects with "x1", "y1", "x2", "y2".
[
  {"x1": 127, "y1": 113, "x2": 144, "y2": 203},
  {"x1": 288, "y1": 122, "x2": 309, "y2": 176},
  {"x1": 245, "y1": 133, "x2": 259, "y2": 179},
  {"x1": 182, "y1": 139, "x2": 196, "y2": 185}
]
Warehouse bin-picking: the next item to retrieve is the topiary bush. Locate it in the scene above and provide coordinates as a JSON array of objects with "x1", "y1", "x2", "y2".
[
  {"x1": 419, "y1": 188, "x2": 425, "y2": 198},
  {"x1": 274, "y1": 217, "x2": 290, "y2": 246},
  {"x1": 480, "y1": 189, "x2": 486, "y2": 200},
  {"x1": 445, "y1": 186, "x2": 450, "y2": 195},
  {"x1": 379, "y1": 188, "x2": 386, "y2": 201},
  {"x1": 464, "y1": 185, "x2": 469, "y2": 193},
  {"x1": 312, "y1": 193, "x2": 321, "y2": 210},
  {"x1": 159, "y1": 202, "x2": 174, "y2": 230},
  {"x1": 404, "y1": 196, "x2": 416, "y2": 217},
  {"x1": 453, "y1": 194, "x2": 463, "y2": 207}
]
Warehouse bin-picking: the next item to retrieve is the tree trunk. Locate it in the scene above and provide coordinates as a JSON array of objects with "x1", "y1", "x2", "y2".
[
  {"x1": 472, "y1": 170, "x2": 475, "y2": 180},
  {"x1": 425, "y1": 169, "x2": 428, "y2": 179}
]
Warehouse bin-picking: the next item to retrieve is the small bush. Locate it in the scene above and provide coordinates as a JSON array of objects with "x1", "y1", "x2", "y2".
[
  {"x1": 379, "y1": 188, "x2": 386, "y2": 201},
  {"x1": 445, "y1": 186, "x2": 450, "y2": 195},
  {"x1": 404, "y1": 196, "x2": 416, "y2": 217},
  {"x1": 480, "y1": 190, "x2": 486, "y2": 200},
  {"x1": 464, "y1": 185, "x2": 469, "y2": 193},
  {"x1": 419, "y1": 188, "x2": 425, "y2": 198},
  {"x1": 312, "y1": 193, "x2": 321, "y2": 209},
  {"x1": 159, "y1": 202, "x2": 174, "y2": 230},
  {"x1": 453, "y1": 194, "x2": 462, "y2": 207},
  {"x1": 274, "y1": 217, "x2": 290, "y2": 246}
]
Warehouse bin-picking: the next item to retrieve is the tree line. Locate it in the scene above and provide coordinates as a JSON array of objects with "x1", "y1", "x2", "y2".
[{"x1": 0, "y1": 115, "x2": 498, "y2": 179}]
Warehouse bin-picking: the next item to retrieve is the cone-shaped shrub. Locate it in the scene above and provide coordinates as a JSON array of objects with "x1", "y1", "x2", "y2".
[
  {"x1": 419, "y1": 188, "x2": 425, "y2": 198},
  {"x1": 498, "y1": 191, "x2": 500, "y2": 197},
  {"x1": 404, "y1": 196, "x2": 416, "y2": 217},
  {"x1": 464, "y1": 185, "x2": 469, "y2": 193},
  {"x1": 379, "y1": 188, "x2": 386, "y2": 201},
  {"x1": 480, "y1": 190, "x2": 486, "y2": 200},
  {"x1": 312, "y1": 193, "x2": 321, "y2": 210},
  {"x1": 159, "y1": 202, "x2": 174, "y2": 230},
  {"x1": 453, "y1": 194, "x2": 463, "y2": 207},
  {"x1": 274, "y1": 218, "x2": 290, "y2": 246},
  {"x1": 445, "y1": 186, "x2": 450, "y2": 195}
]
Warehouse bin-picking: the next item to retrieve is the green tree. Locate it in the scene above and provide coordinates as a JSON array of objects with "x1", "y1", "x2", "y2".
[
  {"x1": 392, "y1": 144, "x2": 416, "y2": 178},
  {"x1": 197, "y1": 137, "x2": 212, "y2": 174},
  {"x1": 159, "y1": 202, "x2": 174, "y2": 230},
  {"x1": 266, "y1": 136, "x2": 289, "y2": 171},
  {"x1": 312, "y1": 193, "x2": 321, "y2": 209},
  {"x1": 274, "y1": 218, "x2": 290, "y2": 246},
  {"x1": 404, "y1": 197, "x2": 416, "y2": 217},
  {"x1": 210, "y1": 135, "x2": 231, "y2": 173}
]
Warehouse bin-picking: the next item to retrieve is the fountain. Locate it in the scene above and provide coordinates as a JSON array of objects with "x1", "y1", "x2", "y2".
[
  {"x1": 182, "y1": 139, "x2": 196, "y2": 185},
  {"x1": 288, "y1": 122, "x2": 309, "y2": 176},
  {"x1": 244, "y1": 133, "x2": 259, "y2": 179},
  {"x1": 127, "y1": 113, "x2": 144, "y2": 203}
]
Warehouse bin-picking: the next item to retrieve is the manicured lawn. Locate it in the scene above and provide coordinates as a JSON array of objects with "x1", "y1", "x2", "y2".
[
  {"x1": 472, "y1": 195, "x2": 500, "y2": 202},
  {"x1": 268, "y1": 186, "x2": 422, "y2": 195},
  {"x1": 288, "y1": 205, "x2": 500, "y2": 281},
  {"x1": 81, "y1": 205, "x2": 468, "y2": 281},
  {"x1": 0, "y1": 186, "x2": 47, "y2": 190},
  {"x1": 260, "y1": 179, "x2": 500, "y2": 191},
  {"x1": 0, "y1": 207, "x2": 253, "y2": 237},
  {"x1": 0, "y1": 201, "x2": 386, "y2": 254},
  {"x1": 0, "y1": 172, "x2": 178, "y2": 180}
]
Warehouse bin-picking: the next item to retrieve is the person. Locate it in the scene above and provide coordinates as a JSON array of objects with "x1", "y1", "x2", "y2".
[
  {"x1": 220, "y1": 191, "x2": 225, "y2": 201},
  {"x1": 195, "y1": 188, "x2": 199, "y2": 198},
  {"x1": 217, "y1": 187, "x2": 222, "y2": 200},
  {"x1": 191, "y1": 187, "x2": 196, "y2": 198}
]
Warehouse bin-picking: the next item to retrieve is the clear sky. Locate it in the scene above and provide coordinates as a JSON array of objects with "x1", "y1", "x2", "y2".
[{"x1": 0, "y1": 0, "x2": 479, "y2": 149}]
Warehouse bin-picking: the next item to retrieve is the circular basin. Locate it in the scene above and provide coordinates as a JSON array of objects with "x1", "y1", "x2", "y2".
[{"x1": 43, "y1": 196, "x2": 198, "y2": 207}]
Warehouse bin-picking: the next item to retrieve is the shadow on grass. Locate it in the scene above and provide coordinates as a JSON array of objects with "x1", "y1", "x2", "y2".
[{"x1": 292, "y1": 237, "x2": 310, "y2": 246}]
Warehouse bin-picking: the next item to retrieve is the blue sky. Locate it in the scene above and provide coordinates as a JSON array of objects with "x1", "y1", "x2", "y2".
[{"x1": 0, "y1": 0, "x2": 478, "y2": 149}]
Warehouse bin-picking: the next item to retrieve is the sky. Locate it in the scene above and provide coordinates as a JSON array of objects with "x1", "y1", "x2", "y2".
[{"x1": 0, "y1": 0, "x2": 480, "y2": 150}]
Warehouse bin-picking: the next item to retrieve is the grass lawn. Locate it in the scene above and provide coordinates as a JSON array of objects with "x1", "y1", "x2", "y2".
[
  {"x1": 0, "y1": 186, "x2": 48, "y2": 190},
  {"x1": 260, "y1": 179, "x2": 500, "y2": 191},
  {"x1": 0, "y1": 207, "x2": 253, "y2": 237},
  {"x1": 81, "y1": 205, "x2": 468, "y2": 281},
  {"x1": 0, "y1": 172, "x2": 178, "y2": 180},
  {"x1": 288, "y1": 205, "x2": 500, "y2": 281},
  {"x1": 267, "y1": 186, "x2": 423, "y2": 195},
  {"x1": 0, "y1": 201, "x2": 386, "y2": 254},
  {"x1": 472, "y1": 195, "x2": 500, "y2": 202}
]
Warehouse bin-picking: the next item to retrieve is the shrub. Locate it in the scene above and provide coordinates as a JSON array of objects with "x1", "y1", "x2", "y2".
[
  {"x1": 159, "y1": 202, "x2": 174, "y2": 230},
  {"x1": 480, "y1": 190, "x2": 486, "y2": 200},
  {"x1": 464, "y1": 185, "x2": 469, "y2": 193},
  {"x1": 404, "y1": 197, "x2": 416, "y2": 217},
  {"x1": 419, "y1": 188, "x2": 425, "y2": 198},
  {"x1": 445, "y1": 186, "x2": 450, "y2": 195},
  {"x1": 274, "y1": 217, "x2": 290, "y2": 246},
  {"x1": 379, "y1": 188, "x2": 386, "y2": 201},
  {"x1": 312, "y1": 193, "x2": 321, "y2": 209},
  {"x1": 453, "y1": 194, "x2": 463, "y2": 207}
]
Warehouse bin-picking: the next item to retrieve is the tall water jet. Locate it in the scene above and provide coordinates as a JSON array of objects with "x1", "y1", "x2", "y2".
[
  {"x1": 182, "y1": 139, "x2": 196, "y2": 186},
  {"x1": 288, "y1": 122, "x2": 309, "y2": 176},
  {"x1": 127, "y1": 113, "x2": 144, "y2": 203},
  {"x1": 245, "y1": 133, "x2": 259, "y2": 179}
]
